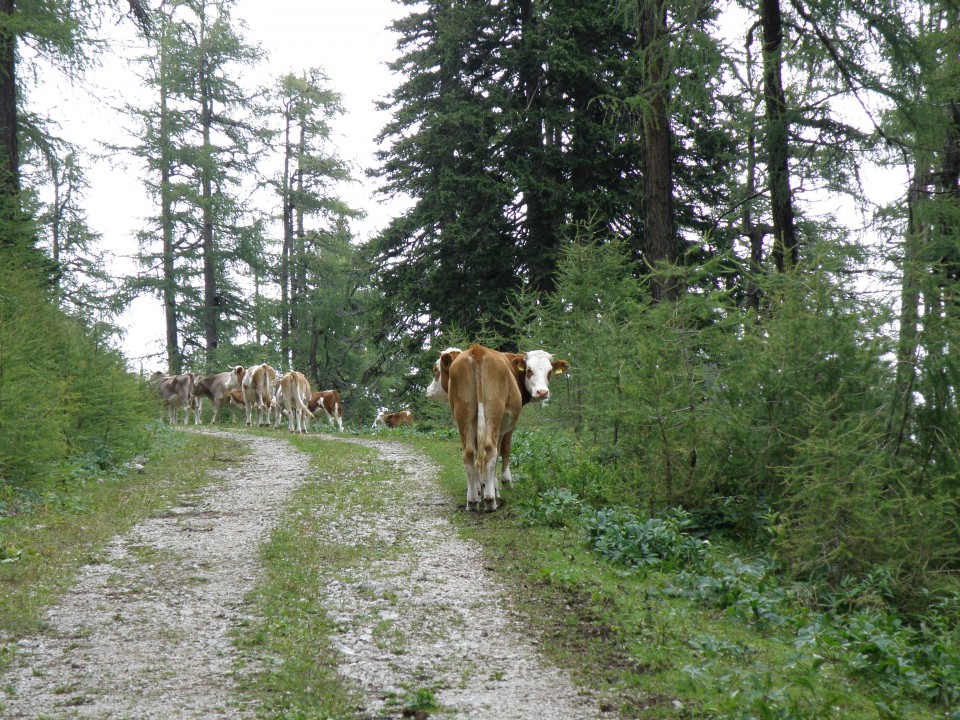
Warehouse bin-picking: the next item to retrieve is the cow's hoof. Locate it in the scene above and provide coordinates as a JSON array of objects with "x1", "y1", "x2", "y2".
[
  {"x1": 484, "y1": 498, "x2": 498, "y2": 512},
  {"x1": 467, "y1": 501, "x2": 480, "y2": 512}
]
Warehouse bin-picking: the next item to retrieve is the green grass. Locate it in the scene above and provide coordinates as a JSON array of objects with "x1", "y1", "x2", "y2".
[
  {"x1": 6, "y1": 424, "x2": 955, "y2": 719},
  {"x1": 0, "y1": 428, "x2": 244, "y2": 670}
]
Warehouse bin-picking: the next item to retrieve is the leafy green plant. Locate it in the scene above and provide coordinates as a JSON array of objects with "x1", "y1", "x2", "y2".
[
  {"x1": 517, "y1": 488, "x2": 582, "y2": 527},
  {"x1": 403, "y1": 687, "x2": 440, "y2": 713},
  {"x1": 580, "y1": 506, "x2": 710, "y2": 574}
]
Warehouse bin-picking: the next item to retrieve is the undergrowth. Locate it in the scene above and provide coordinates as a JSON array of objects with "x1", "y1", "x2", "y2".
[{"x1": 508, "y1": 432, "x2": 960, "y2": 719}]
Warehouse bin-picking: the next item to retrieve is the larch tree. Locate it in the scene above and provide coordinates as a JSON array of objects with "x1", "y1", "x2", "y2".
[
  {"x1": 267, "y1": 68, "x2": 358, "y2": 372},
  {"x1": 0, "y1": 0, "x2": 149, "y2": 270},
  {"x1": 128, "y1": 0, "x2": 268, "y2": 371}
]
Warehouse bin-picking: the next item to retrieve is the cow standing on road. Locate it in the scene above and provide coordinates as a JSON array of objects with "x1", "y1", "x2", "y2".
[
  {"x1": 151, "y1": 372, "x2": 199, "y2": 425},
  {"x1": 442, "y1": 345, "x2": 569, "y2": 512},
  {"x1": 277, "y1": 371, "x2": 314, "y2": 434},
  {"x1": 242, "y1": 363, "x2": 278, "y2": 427},
  {"x1": 191, "y1": 366, "x2": 245, "y2": 423}
]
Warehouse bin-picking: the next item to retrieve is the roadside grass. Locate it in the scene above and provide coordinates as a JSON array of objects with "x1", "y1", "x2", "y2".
[
  {"x1": 404, "y1": 434, "x2": 951, "y2": 720},
  {"x1": 0, "y1": 428, "x2": 244, "y2": 672}
]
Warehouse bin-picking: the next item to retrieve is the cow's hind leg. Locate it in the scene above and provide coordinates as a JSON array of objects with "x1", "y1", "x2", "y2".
[
  {"x1": 462, "y1": 443, "x2": 481, "y2": 512},
  {"x1": 481, "y1": 452, "x2": 499, "y2": 512}
]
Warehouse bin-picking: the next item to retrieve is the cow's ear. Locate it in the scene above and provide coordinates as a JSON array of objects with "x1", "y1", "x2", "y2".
[
  {"x1": 440, "y1": 351, "x2": 456, "y2": 370},
  {"x1": 552, "y1": 360, "x2": 570, "y2": 375},
  {"x1": 510, "y1": 354, "x2": 526, "y2": 373}
]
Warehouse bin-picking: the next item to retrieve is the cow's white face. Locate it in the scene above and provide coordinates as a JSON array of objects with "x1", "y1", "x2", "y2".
[
  {"x1": 425, "y1": 347, "x2": 461, "y2": 403},
  {"x1": 225, "y1": 365, "x2": 244, "y2": 391},
  {"x1": 522, "y1": 350, "x2": 570, "y2": 401}
]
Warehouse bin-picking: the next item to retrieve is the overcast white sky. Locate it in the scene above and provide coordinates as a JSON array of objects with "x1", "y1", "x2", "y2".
[{"x1": 29, "y1": 0, "x2": 412, "y2": 370}]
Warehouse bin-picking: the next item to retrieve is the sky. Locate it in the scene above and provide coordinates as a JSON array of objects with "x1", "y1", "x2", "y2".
[{"x1": 29, "y1": 0, "x2": 412, "y2": 371}]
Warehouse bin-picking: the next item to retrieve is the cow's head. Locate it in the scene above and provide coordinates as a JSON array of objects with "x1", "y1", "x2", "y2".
[
  {"x1": 427, "y1": 347, "x2": 462, "y2": 403},
  {"x1": 511, "y1": 350, "x2": 570, "y2": 402},
  {"x1": 226, "y1": 365, "x2": 245, "y2": 391}
]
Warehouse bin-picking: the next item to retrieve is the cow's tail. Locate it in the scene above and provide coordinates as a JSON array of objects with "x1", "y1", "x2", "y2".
[
  {"x1": 474, "y1": 359, "x2": 489, "y2": 474},
  {"x1": 295, "y1": 382, "x2": 312, "y2": 417}
]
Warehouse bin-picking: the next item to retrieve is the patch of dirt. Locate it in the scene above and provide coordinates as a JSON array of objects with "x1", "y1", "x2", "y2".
[{"x1": 2, "y1": 431, "x2": 605, "y2": 719}]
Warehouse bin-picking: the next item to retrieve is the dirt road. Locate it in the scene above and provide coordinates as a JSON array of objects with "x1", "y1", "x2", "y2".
[{"x1": 2, "y1": 431, "x2": 602, "y2": 719}]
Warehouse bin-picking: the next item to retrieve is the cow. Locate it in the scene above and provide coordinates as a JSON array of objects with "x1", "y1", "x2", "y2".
[
  {"x1": 151, "y1": 371, "x2": 199, "y2": 425},
  {"x1": 242, "y1": 363, "x2": 278, "y2": 426},
  {"x1": 443, "y1": 344, "x2": 569, "y2": 512},
  {"x1": 308, "y1": 389, "x2": 344, "y2": 432},
  {"x1": 277, "y1": 371, "x2": 314, "y2": 434},
  {"x1": 427, "y1": 346, "x2": 518, "y2": 487},
  {"x1": 425, "y1": 346, "x2": 462, "y2": 403},
  {"x1": 190, "y1": 366, "x2": 245, "y2": 423},
  {"x1": 373, "y1": 409, "x2": 413, "y2": 428},
  {"x1": 225, "y1": 388, "x2": 246, "y2": 421}
]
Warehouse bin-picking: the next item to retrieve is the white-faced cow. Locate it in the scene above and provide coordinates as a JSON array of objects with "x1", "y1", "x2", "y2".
[
  {"x1": 308, "y1": 390, "x2": 344, "y2": 432},
  {"x1": 373, "y1": 409, "x2": 413, "y2": 428},
  {"x1": 425, "y1": 346, "x2": 462, "y2": 403},
  {"x1": 443, "y1": 344, "x2": 569, "y2": 512},
  {"x1": 277, "y1": 371, "x2": 314, "y2": 434},
  {"x1": 191, "y1": 366, "x2": 245, "y2": 423},
  {"x1": 151, "y1": 371, "x2": 199, "y2": 425},
  {"x1": 242, "y1": 363, "x2": 278, "y2": 426}
]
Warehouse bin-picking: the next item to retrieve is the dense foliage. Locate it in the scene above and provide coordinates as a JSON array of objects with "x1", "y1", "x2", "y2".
[{"x1": 0, "y1": 256, "x2": 156, "y2": 491}]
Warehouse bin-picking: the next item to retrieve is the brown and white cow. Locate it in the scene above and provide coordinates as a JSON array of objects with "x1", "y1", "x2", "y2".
[
  {"x1": 190, "y1": 366, "x2": 245, "y2": 423},
  {"x1": 373, "y1": 409, "x2": 413, "y2": 428},
  {"x1": 277, "y1": 371, "x2": 314, "y2": 434},
  {"x1": 151, "y1": 371, "x2": 199, "y2": 425},
  {"x1": 428, "y1": 346, "x2": 520, "y2": 487},
  {"x1": 242, "y1": 363, "x2": 278, "y2": 426},
  {"x1": 308, "y1": 390, "x2": 344, "y2": 432},
  {"x1": 443, "y1": 345, "x2": 569, "y2": 511},
  {"x1": 225, "y1": 388, "x2": 246, "y2": 421}
]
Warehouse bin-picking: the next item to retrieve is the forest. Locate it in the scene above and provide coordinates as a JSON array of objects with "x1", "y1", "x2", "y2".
[{"x1": 1, "y1": 0, "x2": 960, "y2": 705}]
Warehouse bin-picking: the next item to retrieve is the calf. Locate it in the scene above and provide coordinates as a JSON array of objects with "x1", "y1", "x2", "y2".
[
  {"x1": 277, "y1": 371, "x2": 314, "y2": 434},
  {"x1": 373, "y1": 409, "x2": 413, "y2": 428},
  {"x1": 242, "y1": 363, "x2": 278, "y2": 426},
  {"x1": 191, "y1": 366, "x2": 245, "y2": 423},
  {"x1": 308, "y1": 389, "x2": 344, "y2": 432},
  {"x1": 444, "y1": 345, "x2": 569, "y2": 511},
  {"x1": 151, "y1": 371, "x2": 199, "y2": 425},
  {"x1": 225, "y1": 388, "x2": 246, "y2": 421}
]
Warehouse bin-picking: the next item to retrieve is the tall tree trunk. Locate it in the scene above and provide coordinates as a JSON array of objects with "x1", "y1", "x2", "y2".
[
  {"x1": 517, "y1": 0, "x2": 559, "y2": 295},
  {"x1": 199, "y1": 7, "x2": 218, "y2": 358},
  {"x1": 892, "y1": 164, "x2": 927, "y2": 451},
  {"x1": 760, "y1": 0, "x2": 798, "y2": 272},
  {"x1": 280, "y1": 104, "x2": 293, "y2": 368},
  {"x1": 291, "y1": 122, "x2": 308, "y2": 370},
  {"x1": 637, "y1": 0, "x2": 677, "y2": 302},
  {"x1": 0, "y1": 0, "x2": 17, "y2": 199},
  {"x1": 159, "y1": 29, "x2": 182, "y2": 374}
]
